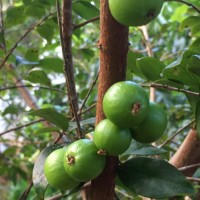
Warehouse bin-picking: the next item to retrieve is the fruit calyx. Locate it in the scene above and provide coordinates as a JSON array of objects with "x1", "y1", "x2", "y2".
[
  {"x1": 67, "y1": 155, "x2": 75, "y2": 165},
  {"x1": 132, "y1": 102, "x2": 141, "y2": 116},
  {"x1": 147, "y1": 9, "x2": 156, "y2": 19},
  {"x1": 97, "y1": 149, "x2": 107, "y2": 156}
]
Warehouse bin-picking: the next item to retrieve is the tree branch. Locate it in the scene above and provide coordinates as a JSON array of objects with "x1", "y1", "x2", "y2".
[
  {"x1": 165, "y1": 0, "x2": 200, "y2": 14},
  {"x1": 0, "y1": 84, "x2": 68, "y2": 95},
  {"x1": 179, "y1": 163, "x2": 200, "y2": 171},
  {"x1": 0, "y1": 0, "x2": 6, "y2": 54},
  {"x1": 0, "y1": 119, "x2": 44, "y2": 136},
  {"x1": 160, "y1": 119, "x2": 195, "y2": 148},
  {"x1": 0, "y1": 12, "x2": 56, "y2": 70},
  {"x1": 56, "y1": 0, "x2": 82, "y2": 139},
  {"x1": 139, "y1": 26, "x2": 155, "y2": 102},
  {"x1": 73, "y1": 16, "x2": 100, "y2": 30},
  {"x1": 142, "y1": 82, "x2": 200, "y2": 97}
]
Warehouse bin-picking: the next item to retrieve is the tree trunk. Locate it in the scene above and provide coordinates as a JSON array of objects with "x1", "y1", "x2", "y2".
[{"x1": 90, "y1": 0, "x2": 129, "y2": 199}]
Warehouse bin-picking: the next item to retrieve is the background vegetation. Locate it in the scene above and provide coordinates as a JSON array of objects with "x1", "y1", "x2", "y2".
[{"x1": 0, "y1": 0, "x2": 200, "y2": 199}]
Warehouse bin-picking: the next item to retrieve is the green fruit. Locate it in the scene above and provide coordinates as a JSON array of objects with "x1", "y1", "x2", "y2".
[
  {"x1": 108, "y1": 0, "x2": 164, "y2": 27},
  {"x1": 44, "y1": 148, "x2": 80, "y2": 190},
  {"x1": 94, "y1": 119, "x2": 132, "y2": 156},
  {"x1": 131, "y1": 102, "x2": 168, "y2": 143},
  {"x1": 63, "y1": 139, "x2": 106, "y2": 182},
  {"x1": 103, "y1": 81, "x2": 149, "y2": 128}
]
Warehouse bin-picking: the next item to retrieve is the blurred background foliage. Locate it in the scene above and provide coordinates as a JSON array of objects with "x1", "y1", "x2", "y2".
[{"x1": 0, "y1": 0, "x2": 200, "y2": 199}]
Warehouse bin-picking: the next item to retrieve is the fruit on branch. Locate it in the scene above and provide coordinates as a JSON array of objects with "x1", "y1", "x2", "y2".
[
  {"x1": 103, "y1": 81, "x2": 149, "y2": 128},
  {"x1": 108, "y1": 0, "x2": 164, "y2": 26},
  {"x1": 94, "y1": 119, "x2": 132, "y2": 156},
  {"x1": 63, "y1": 139, "x2": 106, "y2": 182},
  {"x1": 131, "y1": 102, "x2": 168, "y2": 143},
  {"x1": 44, "y1": 148, "x2": 80, "y2": 190}
]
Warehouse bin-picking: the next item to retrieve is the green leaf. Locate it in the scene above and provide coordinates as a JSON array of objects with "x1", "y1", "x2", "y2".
[
  {"x1": 191, "y1": 23, "x2": 200, "y2": 37},
  {"x1": 180, "y1": 16, "x2": 200, "y2": 31},
  {"x1": 25, "y1": 49, "x2": 39, "y2": 62},
  {"x1": 118, "y1": 157, "x2": 195, "y2": 199},
  {"x1": 186, "y1": 92, "x2": 200, "y2": 113},
  {"x1": 37, "y1": 23, "x2": 54, "y2": 43},
  {"x1": 5, "y1": 6, "x2": 27, "y2": 27},
  {"x1": 72, "y1": 1, "x2": 99, "y2": 20},
  {"x1": 122, "y1": 140, "x2": 166, "y2": 156},
  {"x1": 24, "y1": 4, "x2": 46, "y2": 18},
  {"x1": 69, "y1": 117, "x2": 95, "y2": 131},
  {"x1": 189, "y1": 38, "x2": 200, "y2": 54},
  {"x1": 136, "y1": 57, "x2": 165, "y2": 81},
  {"x1": 2, "y1": 105, "x2": 19, "y2": 116},
  {"x1": 29, "y1": 108, "x2": 69, "y2": 131},
  {"x1": 32, "y1": 144, "x2": 65, "y2": 199},
  {"x1": 25, "y1": 68, "x2": 51, "y2": 86},
  {"x1": 35, "y1": 127, "x2": 61, "y2": 134},
  {"x1": 127, "y1": 51, "x2": 144, "y2": 78},
  {"x1": 187, "y1": 55, "x2": 200, "y2": 75},
  {"x1": 39, "y1": 58, "x2": 64, "y2": 73},
  {"x1": 170, "y1": 5, "x2": 188, "y2": 23},
  {"x1": 162, "y1": 50, "x2": 200, "y2": 88},
  {"x1": 195, "y1": 101, "x2": 200, "y2": 136}
]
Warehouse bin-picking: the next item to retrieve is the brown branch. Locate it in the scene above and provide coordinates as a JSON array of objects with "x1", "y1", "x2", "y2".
[
  {"x1": 179, "y1": 163, "x2": 200, "y2": 171},
  {"x1": 165, "y1": 0, "x2": 200, "y2": 14},
  {"x1": 56, "y1": 0, "x2": 82, "y2": 139},
  {"x1": 73, "y1": 16, "x2": 100, "y2": 30},
  {"x1": 0, "y1": 119, "x2": 44, "y2": 136},
  {"x1": 0, "y1": 84, "x2": 68, "y2": 95},
  {"x1": 139, "y1": 26, "x2": 155, "y2": 102},
  {"x1": 187, "y1": 177, "x2": 200, "y2": 182},
  {"x1": 160, "y1": 120, "x2": 195, "y2": 148},
  {"x1": 79, "y1": 73, "x2": 98, "y2": 114},
  {"x1": 0, "y1": 0, "x2": 6, "y2": 53},
  {"x1": 142, "y1": 83, "x2": 200, "y2": 96},
  {"x1": 0, "y1": 12, "x2": 55, "y2": 70},
  {"x1": 169, "y1": 129, "x2": 200, "y2": 176},
  {"x1": 19, "y1": 181, "x2": 33, "y2": 200}
]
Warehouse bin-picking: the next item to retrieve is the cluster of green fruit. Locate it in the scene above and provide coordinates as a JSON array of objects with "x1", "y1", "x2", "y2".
[
  {"x1": 44, "y1": 81, "x2": 168, "y2": 191},
  {"x1": 108, "y1": 0, "x2": 164, "y2": 26}
]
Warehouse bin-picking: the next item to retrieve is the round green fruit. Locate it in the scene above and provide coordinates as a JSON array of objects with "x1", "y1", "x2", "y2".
[
  {"x1": 108, "y1": 0, "x2": 164, "y2": 27},
  {"x1": 94, "y1": 119, "x2": 132, "y2": 156},
  {"x1": 103, "y1": 81, "x2": 149, "y2": 128},
  {"x1": 63, "y1": 139, "x2": 106, "y2": 182},
  {"x1": 44, "y1": 148, "x2": 80, "y2": 190},
  {"x1": 131, "y1": 102, "x2": 168, "y2": 143}
]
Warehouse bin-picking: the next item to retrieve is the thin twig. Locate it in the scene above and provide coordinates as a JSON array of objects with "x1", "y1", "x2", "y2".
[
  {"x1": 56, "y1": 0, "x2": 83, "y2": 138},
  {"x1": 73, "y1": 16, "x2": 100, "y2": 30},
  {"x1": 0, "y1": 84, "x2": 68, "y2": 95},
  {"x1": 139, "y1": 25, "x2": 155, "y2": 102},
  {"x1": 0, "y1": 119, "x2": 44, "y2": 136},
  {"x1": 19, "y1": 181, "x2": 33, "y2": 200},
  {"x1": 179, "y1": 163, "x2": 200, "y2": 171},
  {"x1": 0, "y1": 0, "x2": 6, "y2": 53},
  {"x1": 142, "y1": 83, "x2": 200, "y2": 97},
  {"x1": 159, "y1": 120, "x2": 195, "y2": 148},
  {"x1": 79, "y1": 73, "x2": 98, "y2": 114},
  {"x1": 165, "y1": 0, "x2": 200, "y2": 14},
  {"x1": 0, "y1": 12, "x2": 56, "y2": 70},
  {"x1": 187, "y1": 177, "x2": 200, "y2": 182}
]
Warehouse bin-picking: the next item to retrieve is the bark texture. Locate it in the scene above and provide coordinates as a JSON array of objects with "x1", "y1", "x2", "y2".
[
  {"x1": 90, "y1": 0, "x2": 129, "y2": 199},
  {"x1": 170, "y1": 129, "x2": 200, "y2": 176}
]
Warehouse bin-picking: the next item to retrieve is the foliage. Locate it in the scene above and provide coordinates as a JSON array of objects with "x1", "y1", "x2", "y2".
[{"x1": 0, "y1": 0, "x2": 200, "y2": 199}]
